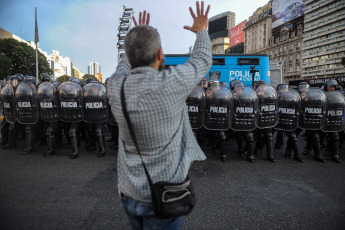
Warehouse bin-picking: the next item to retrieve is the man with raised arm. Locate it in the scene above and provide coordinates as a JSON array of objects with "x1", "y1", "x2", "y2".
[{"x1": 107, "y1": 2, "x2": 211, "y2": 229}]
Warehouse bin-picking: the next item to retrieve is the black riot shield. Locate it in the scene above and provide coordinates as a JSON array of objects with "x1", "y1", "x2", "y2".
[
  {"x1": 231, "y1": 86, "x2": 258, "y2": 131},
  {"x1": 256, "y1": 84, "x2": 278, "y2": 128},
  {"x1": 15, "y1": 81, "x2": 39, "y2": 124},
  {"x1": 299, "y1": 88, "x2": 326, "y2": 130},
  {"x1": 1, "y1": 83, "x2": 16, "y2": 124},
  {"x1": 82, "y1": 82, "x2": 108, "y2": 123},
  {"x1": 57, "y1": 81, "x2": 83, "y2": 122},
  {"x1": 37, "y1": 82, "x2": 59, "y2": 122},
  {"x1": 186, "y1": 85, "x2": 205, "y2": 130},
  {"x1": 204, "y1": 82, "x2": 233, "y2": 131},
  {"x1": 275, "y1": 89, "x2": 301, "y2": 131},
  {"x1": 322, "y1": 91, "x2": 345, "y2": 132}
]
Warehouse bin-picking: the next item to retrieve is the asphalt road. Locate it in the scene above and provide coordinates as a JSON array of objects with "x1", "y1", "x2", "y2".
[{"x1": 1, "y1": 133, "x2": 345, "y2": 230}]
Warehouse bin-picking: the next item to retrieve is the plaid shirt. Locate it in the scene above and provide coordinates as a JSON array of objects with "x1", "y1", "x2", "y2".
[{"x1": 107, "y1": 30, "x2": 212, "y2": 201}]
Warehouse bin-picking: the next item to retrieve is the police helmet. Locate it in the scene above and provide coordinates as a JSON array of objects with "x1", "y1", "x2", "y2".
[
  {"x1": 297, "y1": 82, "x2": 310, "y2": 93},
  {"x1": 85, "y1": 77, "x2": 98, "y2": 84},
  {"x1": 324, "y1": 79, "x2": 339, "y2": 91},
  {"x1": 69, "y1": 77, "x2": 83, "y2": 86},
  {"x1": 276, "y1": 83, "x2": 288, "y2": 91},
  {"x1": 10, "y1": 74, "x2": 23, "y2": 88},
  {"x1": 230, "y1": 79, "x2": 241, "y2": 91},
  {"x1": 40, "y1": 73, "x2": 51, "y2": 82},
  {"x1": 201, "y1": 77, "x2": 209, "y2": 89},
  {"x1": 24, "y1": 75, "x2": 36, "y2": 84},
  {"x1": 209, "y1": 71, "x2": 221, "y2": 81},
  {"x1": 254, "y1": 80, "x2": 267, "y2": 89},
  {"x1": 220, "y1": 81, "x2": 230, "y2": 89}
]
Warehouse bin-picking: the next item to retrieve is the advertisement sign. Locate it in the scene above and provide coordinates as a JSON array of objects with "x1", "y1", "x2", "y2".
[
  {"x1": 272, "y1": 0, "x2": 305, "y2": 28},
  {"x1": 229, "y1": 20, "x2": 246, "y2": 48}
]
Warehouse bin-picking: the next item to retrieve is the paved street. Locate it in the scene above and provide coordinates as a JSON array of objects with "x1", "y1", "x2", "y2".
[{"x1": 1, "y1": 134, "x2": 345, "y2": 230}]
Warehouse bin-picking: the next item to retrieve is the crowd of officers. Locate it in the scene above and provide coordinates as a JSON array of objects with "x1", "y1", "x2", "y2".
[
  {"x1": 0, "y1": 73, "x2": 118, "y2": 159},
  {"x1": 187, "y1": 71, "x2": 345, "y2": 164},
  {"x1": 0, "y1": 72, "x2": 344, "y2": 164}
]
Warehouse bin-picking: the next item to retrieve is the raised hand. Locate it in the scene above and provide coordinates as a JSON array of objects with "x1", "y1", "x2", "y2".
[
  {"x1": 133, "y1": 10, "x2": 150, "y2": 26},
  {"x1": 184, "y1": 1, "x2": 210, "y2": 34}
]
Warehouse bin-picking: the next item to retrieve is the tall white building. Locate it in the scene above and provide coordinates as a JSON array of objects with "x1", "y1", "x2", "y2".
[
  {"x1": 50, "y1": 50, "x2": 72, "y2": 79},
  {"x1": 88, "y1": 62, "x2": 101, "y2": 75}
]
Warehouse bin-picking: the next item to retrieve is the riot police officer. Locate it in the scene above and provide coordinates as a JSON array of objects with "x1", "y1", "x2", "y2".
[
  {"x1": 1, "y1": 73, "x2": 26, "y2": 150},
  {"x1": 321, "y1": 79, "x2": 344, "y2": 163},
  {"x1": 253, "y1": 80, "x2": 277, "y2": 162},
  {"x1": 16, "y1": 75, "x2": 40, "y2": 154},
  {"x1": 82, "y1": 77, "x2": 108, "y2": 158},
  {"x1": 299, "y1": 82, "x2": 327, "y2": 162},
  {"x1": 275, "y1": 83, "x2": 304, "y2": 162},
  {"x1": 37, "y1": 73, "x2": 61, "y2": 156},
  {"x1": 58, "y1": 77, "x2": 83, "y2": 159},
  {"x1": 231, "y1": 81, "x2": 258, "y2": 163},
  {"x1": 204, "y1": 74, "x2": 233, "y2": 162}
]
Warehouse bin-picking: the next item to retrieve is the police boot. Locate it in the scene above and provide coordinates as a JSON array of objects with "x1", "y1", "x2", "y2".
[
  {"x1": 265, "y1": 131, "x2": 275, "y2": 163},
  {"x1": 96, "y1": 128, "x2": 106, "y2": 158},
  {"x1": 312, "y1": 133, "x2": 326, "y2": 163},
  {"x1": 44, "y1": 127, "x2": 56, "y2": 156},
  {"x1": 2, "y1": 124, "x2": 17, "y2": 149},
  {"x1": 245, "y1": 132, "x2": 255, "y2": 163},
  {"x1": 329, "y1": 133, "x2": 340, "y2": 163},
  {"x1": 303, "y1": 147, "x2": 311, "y2": 156},
  {"x1": 218, "y1": 132, "x2": 227, "y2": 162},
  {"x1": 275, "y1": 130, "x2": 283, "y2": 149},
  {"x1": 284, "y1": 136, "x2": 293, "y2": 157},
  {"x1": 23, "y1": 126, "x2": 34, "y2": 154},
  {"x1": 288, "y1": 133, "x2": 303, "y2": 163},
  {"x1": 69, "y1": 129, "x2": 79, "y2": 159},
  {"x1": 85, "y1": 127, "x2": 97, "y2": 152}
]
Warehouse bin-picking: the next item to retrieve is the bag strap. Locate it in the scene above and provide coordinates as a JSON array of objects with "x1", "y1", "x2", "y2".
[{"x1": 120, "y1": 77, "x2": 154, "y2": 187}]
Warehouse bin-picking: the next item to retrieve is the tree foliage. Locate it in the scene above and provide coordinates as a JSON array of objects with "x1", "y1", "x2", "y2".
[
  {"x1": 81, "y1": 74, "x2": 98, "y2": 82},
  {"x1": 56, "y1": 75, "x2": 70, "y2": 82},
  {"x1": 0, "y1": 38, "x2": 52, "y2": 80}
]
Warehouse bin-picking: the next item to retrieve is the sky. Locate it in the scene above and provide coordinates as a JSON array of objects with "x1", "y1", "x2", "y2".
[{"x1": 0, "y1": 0, "x2": 269, "y2": 82}]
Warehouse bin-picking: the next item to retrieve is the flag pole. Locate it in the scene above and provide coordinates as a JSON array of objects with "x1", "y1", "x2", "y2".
[{"x1": 35, "y1": 7, "x2": 39, "y2": 84}]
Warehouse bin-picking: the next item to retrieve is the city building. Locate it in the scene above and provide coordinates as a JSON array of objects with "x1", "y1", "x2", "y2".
[
  {"x1": 88, "y1": 62, "x2": 101, "y2": 76},
  {"x1": 208, "y1": 11, "x2": 236, "y2": 54},
  {"x1": 73, "y1": 66, "x2": 84, "y2": 79},
  {"x1": 302, "y1": 0, "x2": 345, "y2": 80},
  {"x1": 50, "y1": 50, "x2": 72, "y2": 79},
  {"x1": 243, "y1": 2, "x2": 272, "y2": 54},
  {"x1": 244, "y1": 0, "x2": 306, "y2": 82}
]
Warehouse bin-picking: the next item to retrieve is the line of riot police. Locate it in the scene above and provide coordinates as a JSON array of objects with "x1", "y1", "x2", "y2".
[
  {"x1": 186, "y1": 71, "x2": 345, "y2": 163},
  {"x1": 0, "y1": 73, "x2": 119, "y2": 159}
]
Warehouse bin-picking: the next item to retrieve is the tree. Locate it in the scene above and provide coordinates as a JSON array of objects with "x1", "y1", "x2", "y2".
[
  {"x1": 81, "y1": 74, "x2": 98, "y2": 82},
  {"x1": 56, "y1": 75, "x2": 70, "y2": 82},
  {"x1": 0, "y1": 38, "x2": 52, "y2": 80}
]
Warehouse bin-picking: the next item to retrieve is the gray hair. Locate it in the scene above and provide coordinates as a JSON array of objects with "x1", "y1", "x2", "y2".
[{"x1": 125, "y1": 25, "x2": 161, "y2": 68}]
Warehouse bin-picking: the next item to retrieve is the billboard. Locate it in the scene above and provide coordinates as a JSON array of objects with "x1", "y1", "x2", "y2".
[
  {"x1": 272, "y1": 0, "x2": 305, "y2": 28},
  {"x1": 229, "y1": 20, "x2": 246, "y2": 48}
]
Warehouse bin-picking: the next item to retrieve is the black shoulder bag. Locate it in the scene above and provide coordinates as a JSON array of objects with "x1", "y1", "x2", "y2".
[{"x1": 120, "y1": 77, "x2": 196, "y2": 219}]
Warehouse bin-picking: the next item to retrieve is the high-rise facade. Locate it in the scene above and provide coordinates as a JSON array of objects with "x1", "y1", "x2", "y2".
[
  {"x1": 208, "y1": 11, "x2": 236, "y2": 54},
  {"x1": 302, "y1": 0, "x2": 345, "y2": 79},
  {"x1": 88, "y1": 62, "x2": 101, "y2": 76},
  {"x1": 243, "y1": 3, "x2": 272, "y2": 54}
]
